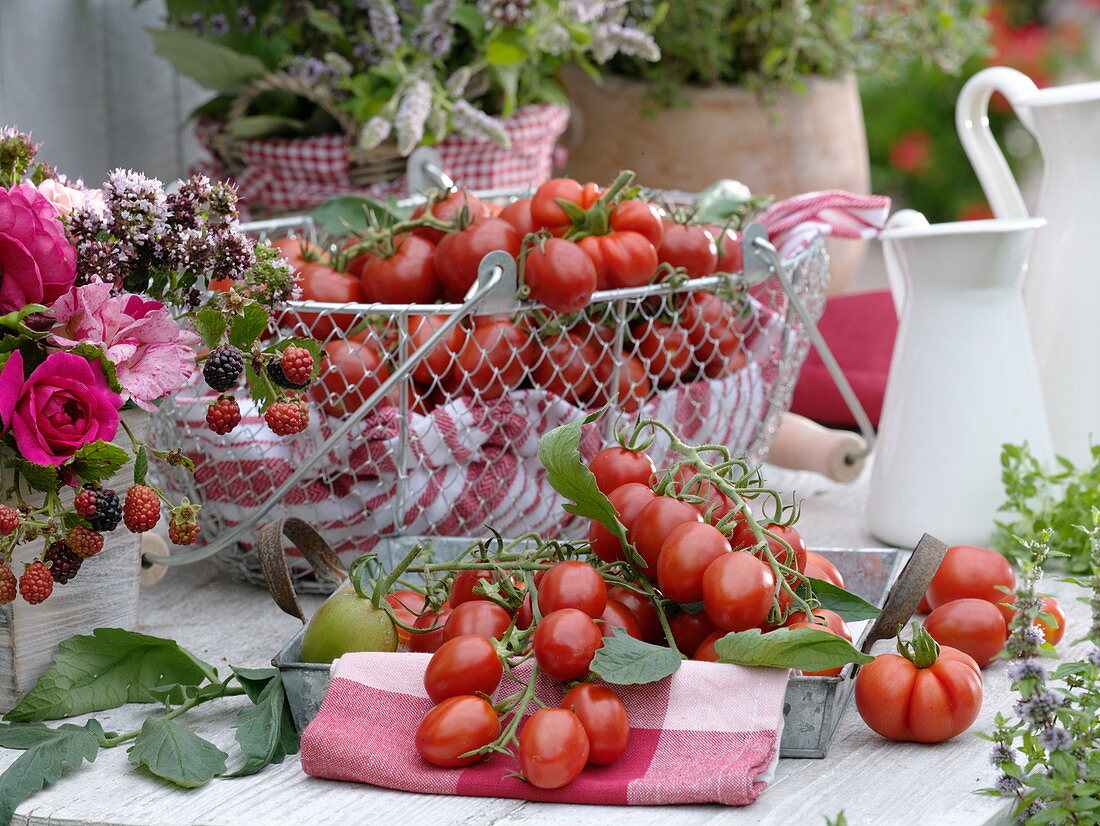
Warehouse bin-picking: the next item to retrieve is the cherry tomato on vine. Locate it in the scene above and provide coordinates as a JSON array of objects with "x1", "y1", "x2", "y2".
[
  {"x1": 628, "y1": 496, "x2": 703, "y2": 576},
  {"x1": 434, "y1": 218, "x2": 521, "y2": 296},
  {"x1": 578, "y1": 231, "x2": 659, "y2": 290},
  {"x1": 607, "y1": 584, "x2": 662, "y2": 643},
  {"x1": 355, "y1": 233, "x2": 441, "y2": 304},
  {"x1": 537, "y1": 560, "x2": 607, "y2": 618},
  {"x1": 531, "y1": 333, "x2": 598, "y2": 404},
  {"x1": 680, "y1": 291, "x2": 746, "y2": 378},
  {"x1": 415, "y1": 694, "x2": 500, "y2": 767},
  {"x1": 669, "y1": 610, "x2": 717, "y2": 657},
  {"x1": 518, "y1": 708, "x2": 590, "y2": 789},
  {"x1": 925, "y1": 545, "x2": 1015, "y2": 611},
  {"x1": 413, "y1": 190, "x2": 492, "y2": 243},
  {"x1": 702, "y1": 552, "x2": 776, "y2": 631},
  {"x1": 589, "y1": 351, "x2": 652, "y2": 412},
  {"x1": 450, "y1": 317, "x2": 534, "y2": 399},
  {"x1": 295, "y1": 260, "x2": 363, "y2": 339},
  {"x1": 424, "y1": 635, "x2": 503, "y2": 703},
  {"x1": 524, "y1": 238, "x2": 598, "y2": 314},
  {"x1": 588, "y1": 482, "x2": 655, "y2": 564},
  {"x1": 693, "y1": 629, "x2": 726, "y2": 662},
  {"x1": 610, "y1": 200, "x2": 664, "y2": 247},
  {"x1": 271, "y1": 237, "x2": 321, "y2": 270},
  {"x1": 731, "y1": 522, "x2": 807, "y2": 587},
  {"x1": 665, "y1": 463, "x2": 736, "y2": 522},
  {"x1": 560, "y1": 683, "x2": 630, "y2": 766},
  {"x1": 658, "y1": 222, "x2": 718, "y2": 277},
  {"x1": 407, "y1": 314, "x2": 463, "y2": 387},
  {"x1": 410, "y1": 606, "x2": 453, "y2": 654},
  {"x1": 499, "y1": 198, "x2": 539, "y2": 236},
  {"x1": 597, "y1": 599, "x2": 643, "y2": 640},
  {"x1": 309, "y1": 340, "x2": 389, "y2": 417},
  {"x1": 805, "y1": 550, "x2": 845, "y2": 589},
  {"x1": 923, "y1": 598, "x2": 1008, "y2": 668},
  {"x1": 385, "y1": 590, "x2": 426, "y2": 645},
  {"x1": 999, "y1": 594, "x2": 1066, "y2": 645},
  {"x1": 705, "y1": 224, "x2": 744, "y2": 273},
  {"x1": 532, "y1": 608, "x2": 604, "y2": 681},
  {"x1": 786, "y1": 611, "x2": 853, "y2": 677},
  {"x1": 531, "y1": 178, "x2": 601, "y2": 235},
  {"x1": 588, "y1": 447, "x2": 656, "y2": 495},
  {"x1": 657, "y1": 521, "x2": 732, "y2": 604},
  {"x1": 632, "y1": 319, "x2": 693, "y2": 386},
  {"x1": 449, "y1": 569, "x2": 497, "y2": 607},
  {"x1": 444, "y1": 600, "x2": 513, "y2": 641}
]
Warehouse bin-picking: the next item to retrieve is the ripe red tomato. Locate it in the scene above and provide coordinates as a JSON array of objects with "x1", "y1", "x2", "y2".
[
  {"x1": 918, "y1": 593, "x2": 933, "y2": 614},
  {"x1": 310, "y1": 340, "x2": 389, "y2": 417},
  {"x1": 597, "y1": 599, "x2": 643, "y2": 639},
  {"x1": 560, "y1": 683, "x2": 630, "y2": 766},
  {"x1": 449, "y1": 569, "x2": 497, "y2": 607},
  {"x1": 628, "y1": 496, "x2": 703, "y2": 576},
  {"x1": 632, "y1": 320, "x2": 692, "y2": 386},
  {"x1": 999, "y1": 594, "x2": 1066, "y2": 645},
  {"x1": 731, "y1": 522, "x2": 807, "y2": 587},
  {"x1": 680, "y1": 291, "x2": 746, "y2": 378},
  {"x1": 407, "y1": 314, "x2": 463, "y2": 386},
  {"x1": 702, "y1": 552, "x2": 776, "y2": 631},
  {"x1": 537, "y1": 560, "x2": 607, "y2": 619},
  {"x1": 657, "y1": 521, "x2": 732, "y2": 604},
  {"x1": 531, "y1": 178, "x2": 601, "y2": 235},
  {"x1": 385, "y1": 590, "x2": 426, "y2": 645},
  {"x1": 805, "y1": 550, "x2": 845, "y2": 589},
  {"x1": 423, "y1": 635, "x2": 503, "y2": 703},
  {"x1": 926, "y1": 545, "x2": 1016, "y2": 611},
  {"x1": 693, "y1": 629, "x2": 726, "y2": 662},
  {"x1": 413, "y1": 190, "x2": 492, "y2": 243},
  {"x1": 415, "y1": 694, "x2": 499, "y2": 767},
  {"x1": 444, "y1": 600, "x2": 512, "y2": 641},
  {"x1": 355, "y1": 234, "x2": 440, "y2": 304},
  {"x1": 588, "y1": 447, "x2": 656, "y2": 495},
  {"x1": 295, "y1": 261, "x2": 363, "y2": 339},
  {"x1": 578, "y1": 231, "x2": 659, "y2": 290},
  {"x1": 607, "y1": 584, "x2": 662, "y2": 643},
  {"x1": 434, "y1": 218, "x2": 522, "y2": 297},
  {"x1": 706, "y1": 225, "x2": 744, "y2": 273},
  {"x1": 658, "y1": 222, "x2": 718, "y2": 277},
  {"x1": 610, "y1": 200, "x2": 664, "y2": 247},
  {"x1": 588, "y1": 482, "x2": 655, "y2": 564},
  {"x1": 499, "y1": 198, "x2": 538, "y2": 236},
  {"x1": 786, "y1": 611, "x2": 853, "y2": 677},
  {"x1": 669, "y1": 610, "x2": 717, "y2": 657},
  {"x1": 271, "y1": 236, "x2": 321, "y2": 270},
  {"x1": 451, "y1": 318, "x2": 533, "y2": 399},
  {"x1": 524, "y1": 238, "x2": 598, "y2": 314},
  {"x1": 662, "y1": 463, "x2": 736, "y2": 523},
  {"x1": 855, "y1": 643, "x2": 982, "y2": 743},
  {"x1": 532, "y1": 608, "x2": 603, "y2": 681},
  {"x1": 518, "y1": 708, "x2": 590, "y2": 789},
  {"x1": 410, "y1": 606, "x2": 453, "y2": 653},
  {"x1": 588, "y1": 353, "x2": 652, "y2": 413},
  {"x1": 924, "y1": 598, "x2": 1008, "y2": 668},
  {"x1": 531, "y1": 333, "x2": 598, "y2": 403}
]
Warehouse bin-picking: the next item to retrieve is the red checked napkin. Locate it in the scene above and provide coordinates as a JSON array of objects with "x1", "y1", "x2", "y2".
[{"x1": 300, "y1": 653, "x2": 789, "y2": 806}]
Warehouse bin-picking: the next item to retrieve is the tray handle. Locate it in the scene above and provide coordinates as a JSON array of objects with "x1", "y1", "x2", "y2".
[
  {"x1": 257, "y1": 518, "x2": 348, "y2": 622},
  {"x1": 860, "y1": 533, "x2": 948, "y2": 654}
]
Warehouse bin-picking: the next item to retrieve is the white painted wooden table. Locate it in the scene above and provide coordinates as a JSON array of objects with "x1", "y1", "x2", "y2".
[{"x1": 5, "y1": 465, "x2": 1087, "y2": 825}]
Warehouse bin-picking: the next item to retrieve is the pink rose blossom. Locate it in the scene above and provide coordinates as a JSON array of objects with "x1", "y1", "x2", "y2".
[
  {"x1": 0, "y1": 349, "x2": 123, "y2": 466},
  {"x1": 0, "y1": 184, "x2": 77, "y2": 313},
  {"x1": 49, "y1": 281, "x2": 201, "y2": 410},
  {"x1": 35, "y1": 179, "x2": 105, "y2": 218}
]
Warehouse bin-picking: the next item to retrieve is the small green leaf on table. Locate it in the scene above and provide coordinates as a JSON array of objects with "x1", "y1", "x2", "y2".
[
  {"x1": 226, "y1": 670, "x2": 299, "y2": 777},
  {"x1": 806, "y1": 577, "x2": 882, "y2": 622},
  {"x1": 5, "y1": 629, "x2": 219, "y2": 722},
  {"x1": 0, "y1": 720, "x2": 101, "y2": 825},
  {"x1": 589, "y1": 629, "x2": 682, "y2": 685},
  {"x1": 715, "y1": 626, "x2": 875, "y2": 672},
  {"x1": 0, "y1": 723, "x2": 56, "y2": 750},
  {"x1": 127, "y1": 717, "x2": 227, "y2": 788}
]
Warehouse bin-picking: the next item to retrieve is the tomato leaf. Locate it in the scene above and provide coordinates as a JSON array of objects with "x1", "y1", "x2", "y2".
[
  {"x1": 589, "y1": 628, "x2": 681, "y2": 685},
  {"x1": 0, "y1": 720, "x2": 101, "y2": 825},
  {"x1": 127, "y1": 717, "x2": 227, "y2": 788},
  {"x1": 5, "y1": 629, "x2": 218, "y2": 722},
  {"x1": 225, "y1": 670, "x2": 299, "y2": 777},
  {"x1": 806, "y1": 577, "x2": 882, "y2": 621},
  {"x1": 714, "y1": 626, "x2": 874, "y2": 671},
  {"x1": 538, "y1": 412, "x2": 627, "y2": 545}
]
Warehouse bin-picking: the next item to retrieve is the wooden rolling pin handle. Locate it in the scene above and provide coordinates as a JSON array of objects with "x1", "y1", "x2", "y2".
[
  {"x1": 140, "y1": 533, "x2": 169, "y2": 587},
  {"x1": 768, "y1": 413, "x2": 868, "y2": 483}
]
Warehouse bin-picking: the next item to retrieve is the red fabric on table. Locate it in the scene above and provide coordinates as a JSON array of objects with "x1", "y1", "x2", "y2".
[
  {"x1": 300, "y1": 653, "x2": 789, "y2": 806},
  {"x1": 789, "y1": 288, "x2": 898, "y2": 428}
]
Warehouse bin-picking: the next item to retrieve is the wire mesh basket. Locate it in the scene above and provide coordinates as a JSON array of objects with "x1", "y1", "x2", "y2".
[{"x1": 150, "y1": 189, "x2": 830, "y2": 592}]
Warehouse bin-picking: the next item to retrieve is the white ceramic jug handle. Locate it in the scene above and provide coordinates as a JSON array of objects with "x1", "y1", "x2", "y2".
[
  {"x1": 881, "y1": 209, "x2": 929, "y2": 314},
  {"x1": 956, "y1": 66, "x2": 1038, "y2": 219}
]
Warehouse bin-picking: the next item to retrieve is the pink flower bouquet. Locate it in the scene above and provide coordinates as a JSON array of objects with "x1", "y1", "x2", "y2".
[{"x1": 0, "y1": 128, "x2": 319, "y2": 607}]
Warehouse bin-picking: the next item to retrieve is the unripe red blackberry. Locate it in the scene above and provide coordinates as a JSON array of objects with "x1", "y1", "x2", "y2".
[
  {"x1": 281, "y1": 346, "x2": 315, "y2": 386},
  {"x1": 66, "y1": 525, "x2": 104, "y2": 559},
  {"x1": 206, "y1": 395, "x2": 242, "y2": 435},
  {"x1": 0, "y1": 566, "x2": 16, "y2": 605},
  {"x1": 264, "y1": 399, "x2": 309, "y2": 436},
  {"x1": 0, "y1": 504, "x2": 19, "y2": 536},
  {"x1": 123, "y1": 485, "x2": 161, "y2": 533},
  {"x1": 19, "y1": 561, "x2": 53, "y2": 604}
]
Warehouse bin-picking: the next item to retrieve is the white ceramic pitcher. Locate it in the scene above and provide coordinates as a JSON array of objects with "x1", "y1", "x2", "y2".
[
  {"x1": 867, "y1": 211, "x2": 1052, "y2": 549},
  {"x1": 957, "y1": 67, "x2": 1100, "y2": 465}
]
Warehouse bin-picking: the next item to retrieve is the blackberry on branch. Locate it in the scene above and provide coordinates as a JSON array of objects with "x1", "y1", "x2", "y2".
[
  {"x1": 203, "y1": 345, "x2": 244, "y2": 392},
  {"x1": 44, "y1": 541, "x2": 82, "y2": 584}
]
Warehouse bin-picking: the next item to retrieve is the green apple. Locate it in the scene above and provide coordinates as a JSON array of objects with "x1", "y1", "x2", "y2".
[{"x1": 299, "y1": 592, "x2": 398, "y2": 663}]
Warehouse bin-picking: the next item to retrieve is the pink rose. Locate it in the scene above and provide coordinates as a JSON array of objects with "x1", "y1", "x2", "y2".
[
  {"x1": 49, "y1": 281, "x2": 201, "y2": 410},
  {"x1": 0, "y1": 184, "x2": 77, "y2": 314},
  {"x1": 35, "y1": 179, "x2": 105, "y2": 218},
  {"x1": 0, "y1": 350, "x2": 123, "y2": 466}
]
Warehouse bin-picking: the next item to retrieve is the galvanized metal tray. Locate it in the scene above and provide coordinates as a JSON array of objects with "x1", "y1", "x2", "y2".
[{"x1": 272, "y1": 540, "x2": 940, "y2": 759}]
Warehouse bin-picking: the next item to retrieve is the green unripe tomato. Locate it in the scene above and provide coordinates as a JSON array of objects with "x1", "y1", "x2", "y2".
[{"x1": 299, "y1": 593, "x2": 398, "y2": 663}]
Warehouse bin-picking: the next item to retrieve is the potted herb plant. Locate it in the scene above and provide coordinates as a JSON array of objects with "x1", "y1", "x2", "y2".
[
  {"x1": 563, "y1": 0, "x2": 988, "y2": 289},
  {"x1": 142, "y1": 0, "x2": 659, "y2": 216}
]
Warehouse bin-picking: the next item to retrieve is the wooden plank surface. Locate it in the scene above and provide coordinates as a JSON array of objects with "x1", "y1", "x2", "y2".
[{"x1": 4, "y1": 464, "x2": 1075, "y2": 825}]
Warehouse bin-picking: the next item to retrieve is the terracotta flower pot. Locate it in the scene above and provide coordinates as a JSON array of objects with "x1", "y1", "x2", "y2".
[{"x1": 561, "y1": 71, "x2": 871, "y2": 292}]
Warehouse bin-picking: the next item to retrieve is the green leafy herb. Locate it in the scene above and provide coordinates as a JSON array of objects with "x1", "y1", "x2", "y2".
[
  {"x1": 5, "y1": 628, "x2": 218, "y2": 722},
  {"x1": 0, "y1": 720, "x2": 101, "y2": 825},
  {"x1": 147, "y1": 28, "x2": 267, "y2": 94},
  {"x1": 128, "y1": 717, "x2": 228, "y2": 788},
  {"x1": 805, "y1": 577, "x2": 882, "y2": 622},
  {"x1": 589, "y1": 629, "x2": 682, "y2": 685},
  {"x1": 714, "y1": 626, "x2": 874, "y2": 672}
]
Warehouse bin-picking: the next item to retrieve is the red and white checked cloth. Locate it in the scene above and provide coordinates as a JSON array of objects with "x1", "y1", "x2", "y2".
[
  {"x1": 761, "y1": 190, "x2": 891, "y2": 260},
  {"x1": 192, "y1": 103, "x2": 569, "y2": 217},
  {"x1": 301, "y1": 654, "x2": 789, "y2": 806}
]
